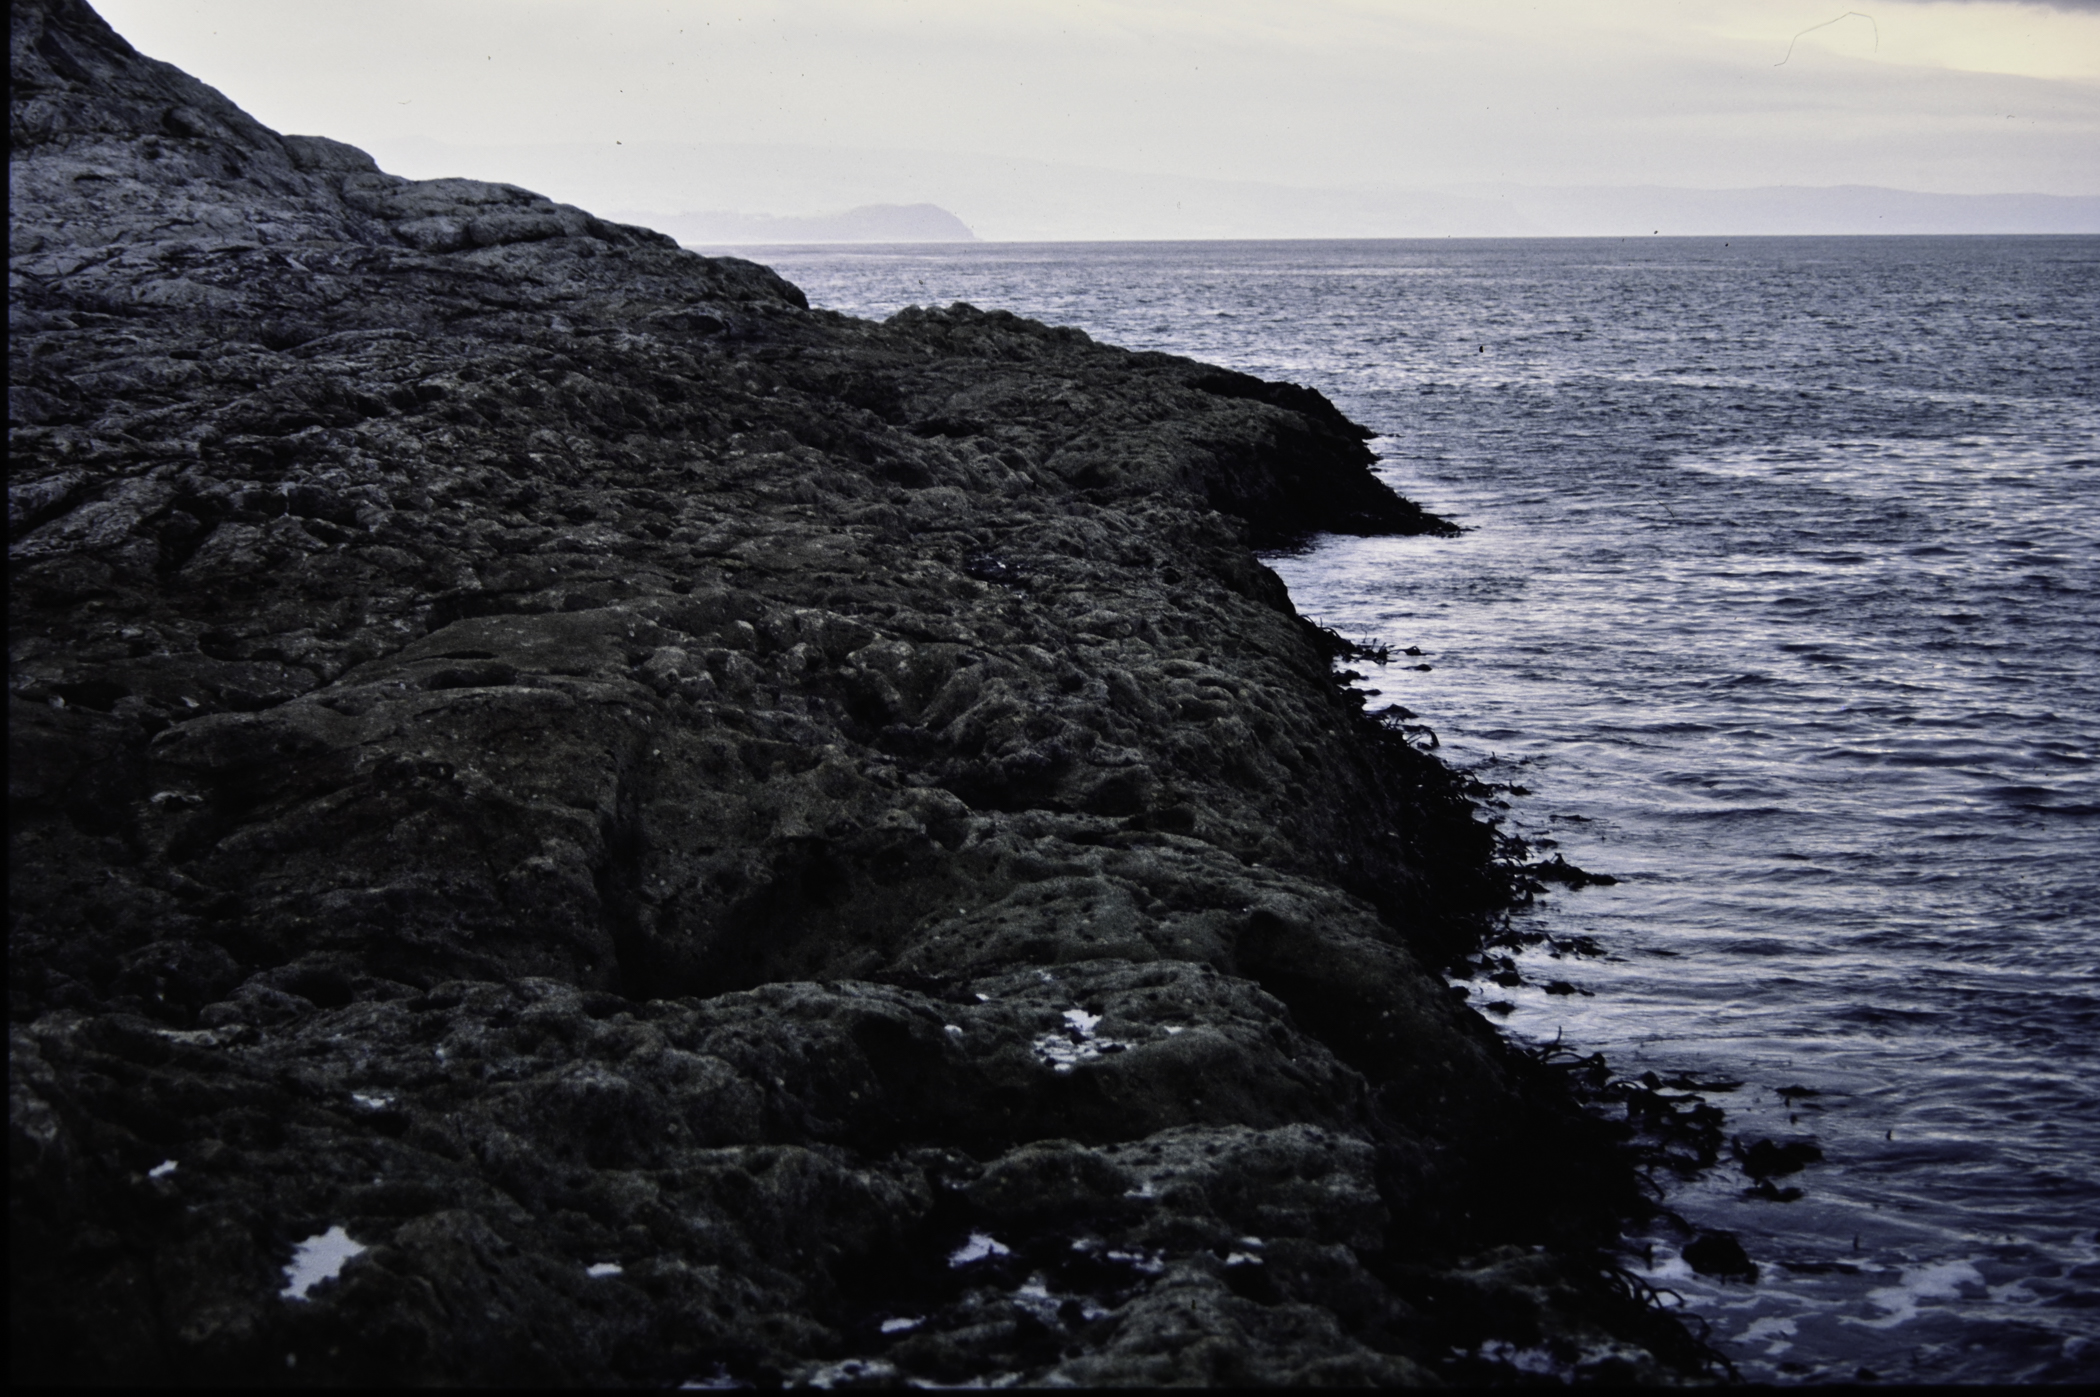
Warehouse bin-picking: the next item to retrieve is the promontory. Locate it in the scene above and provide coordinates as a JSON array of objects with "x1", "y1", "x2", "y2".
[{"x1": 10, "y1": 1, "x2": 1700, "y2": 1385}]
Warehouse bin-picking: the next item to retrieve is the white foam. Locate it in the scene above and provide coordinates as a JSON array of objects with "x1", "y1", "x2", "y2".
[
  {"x1": 1636, "y1": 1247, "x2": 1696, "y2": 1283},
  {"x1": 1846, "y1": 1259, "x2": 1984, "y2": 1330},
  {"x1": 280, "y1": 1225, "x2": 366, "y2": 1301},
  {"x1": 1740, "y1": 1314, "x2": 1797, "y2": 1354}
]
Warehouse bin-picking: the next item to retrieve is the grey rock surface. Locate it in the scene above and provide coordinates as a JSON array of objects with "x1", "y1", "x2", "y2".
[{"x1": 8, "y1": 1, "x2": 1704, "y2": 1385}]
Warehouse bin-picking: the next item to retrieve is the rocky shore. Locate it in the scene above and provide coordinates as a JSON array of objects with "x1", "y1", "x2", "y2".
[{"x1": 9, "y1": 2, "x2": 1703, "y2": 1385}]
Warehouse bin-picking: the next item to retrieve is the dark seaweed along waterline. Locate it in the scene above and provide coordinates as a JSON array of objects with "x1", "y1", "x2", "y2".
[{"x1": 757, "y1": 234, "x2": 2100, "y2": 1385}]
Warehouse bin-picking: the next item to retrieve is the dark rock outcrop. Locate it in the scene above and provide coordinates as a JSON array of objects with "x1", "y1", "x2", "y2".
[{"x1": 9, "y1": 1, "x2": 1695, "y2": 1385}]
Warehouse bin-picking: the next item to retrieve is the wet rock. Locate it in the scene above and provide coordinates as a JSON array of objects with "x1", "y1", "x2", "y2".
[
  {"x1": 1736, "y1": 1136, "x2": 1825, "y2": 1180},
  {"x1": 8, "y1": 0, "x2": 1704, "y2": 1384},
  {"x1": 1527, "y1": 853, "x2": 1619, "y2": 889},
  {"x1": 1681, "y1": 1232, "x2": 1759, "y2": 1282}
]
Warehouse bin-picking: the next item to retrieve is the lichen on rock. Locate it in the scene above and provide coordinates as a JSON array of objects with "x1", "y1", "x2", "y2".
[{"x1": 8, "y1": 0, "x2": 1705, "y2": 1384}]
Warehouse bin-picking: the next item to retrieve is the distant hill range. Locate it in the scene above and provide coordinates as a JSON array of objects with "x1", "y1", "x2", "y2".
[
  {"x1": 370, "y1": 137, "x2": 2098, "y2": 240},
  {"x1": 1448, "y1": 183, "x2": 2100, "y2": 237},
  {"x1": 618, "y1": 183, "x2": 2097, "y2": 243},
  {"x1": 630, "y1": 203, "x2": 976, "y2": 245}
]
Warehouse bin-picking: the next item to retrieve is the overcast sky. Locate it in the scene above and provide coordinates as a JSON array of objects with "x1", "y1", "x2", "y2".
[{"x1": 99, "y1": 0, "x2": 2100, "y2": 209}]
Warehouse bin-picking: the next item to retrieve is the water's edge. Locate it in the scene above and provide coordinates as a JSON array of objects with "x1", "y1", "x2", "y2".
[{"x1": 761, "y1": 237, "x2": 2100, "y2": 1385}]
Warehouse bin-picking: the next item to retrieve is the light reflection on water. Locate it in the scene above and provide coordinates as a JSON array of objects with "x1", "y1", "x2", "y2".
[
  {"x1": 752, "y1": 237, "x2": 2100, "y2": 1383},
  {"x1": 1278, "y1": 427, "x2": 2099, "y2": 1384}
]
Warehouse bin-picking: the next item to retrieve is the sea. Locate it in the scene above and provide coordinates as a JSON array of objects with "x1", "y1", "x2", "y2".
[{"x1": 741, "y1": 236, "x2": 2100, "y2": 1385}]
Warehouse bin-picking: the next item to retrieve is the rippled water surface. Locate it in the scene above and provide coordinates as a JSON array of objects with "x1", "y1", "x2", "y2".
[{"x1": 751, "y1": 237, "x2": 2100, "y2": 1383}]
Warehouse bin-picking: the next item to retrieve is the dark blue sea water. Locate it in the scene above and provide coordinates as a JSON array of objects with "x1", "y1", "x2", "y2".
[{"x1": 746, "y1": 237, "x2": 2100, "y2": 1384}]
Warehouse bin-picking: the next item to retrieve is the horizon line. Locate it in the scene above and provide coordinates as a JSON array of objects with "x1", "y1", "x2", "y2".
[{"x1": 677, "y1": 231, "x2": 2100, "y2": 248}]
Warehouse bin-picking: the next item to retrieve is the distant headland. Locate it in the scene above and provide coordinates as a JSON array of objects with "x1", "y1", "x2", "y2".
[{"x1": 357, "y1": 136, "x2": 2100, "y2": 241}]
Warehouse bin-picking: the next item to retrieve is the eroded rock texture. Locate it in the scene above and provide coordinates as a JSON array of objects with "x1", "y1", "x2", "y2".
[{"x1": 9, "y1": 1, "x2": 1696, "y2": 1385}]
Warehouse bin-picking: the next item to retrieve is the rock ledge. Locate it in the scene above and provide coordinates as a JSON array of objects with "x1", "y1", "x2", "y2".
[{"x1": 9, "y1": 1, "x2": 1699, "y2": 1385}]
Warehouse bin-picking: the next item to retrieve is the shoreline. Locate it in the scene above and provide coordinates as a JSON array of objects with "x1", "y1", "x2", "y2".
[
  {"x1": 667, "y1": 231, "x2": 2100, "y2": 255},
  {"x1": 11, "y1": 0, "x2": 1707, "y2": 1383}
]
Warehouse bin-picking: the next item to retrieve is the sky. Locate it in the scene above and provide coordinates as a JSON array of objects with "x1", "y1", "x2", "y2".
[{"x1": 95, "y1": 1, "x2": 2100, "y2": 236}]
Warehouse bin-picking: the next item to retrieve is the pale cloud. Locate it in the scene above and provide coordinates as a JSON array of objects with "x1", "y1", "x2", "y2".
[
  {"x1": 94, "y1": 0, "x2": 2100, "y2": 197},
  {"x1": 1703, "y1": 1, "x2": 2100, "y2": 80}
]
